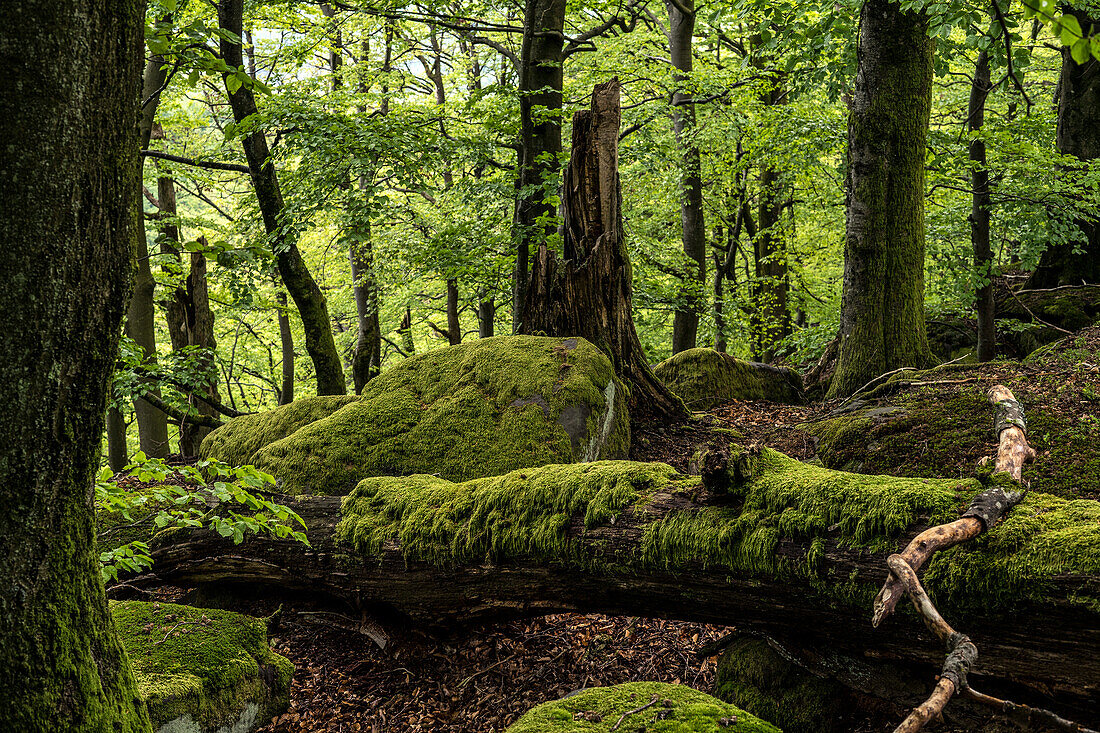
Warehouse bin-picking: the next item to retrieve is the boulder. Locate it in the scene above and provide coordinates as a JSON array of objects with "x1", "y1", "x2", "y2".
[
  {"x1": 111, "y1": 601, "x2": 292, "y2": 733},
  {"x1": 505, "y1": 681, "x2": 781, "y2": 732},
  {"x1": 654, "y1": 349, "x2": 804, "y2": 410},
  {"x1": 200, "y1": 336, "x2": 629, "y2": 494}
]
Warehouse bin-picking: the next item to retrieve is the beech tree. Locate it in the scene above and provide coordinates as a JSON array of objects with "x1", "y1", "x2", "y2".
[{"x1": 0, "y1": 1, "x2": 152, "y2": 730}]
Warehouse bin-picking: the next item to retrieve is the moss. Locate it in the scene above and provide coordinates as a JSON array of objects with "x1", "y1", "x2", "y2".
[
  {"x1": 111, "y1": 601, "x2": 292, "y2": 732},
  {"x1": 505, "y1": 681, "x2": 782, "y2": 732},
  {"x1": 714, "y1": 637, "x2": 846, "y2": 733},
  {"x1": 199, "y1": 394, "x2": 359, "y2": 467},
  {"x1": 654, "y1": 349, "x2": 804, "y2": 410},
  {"x1": 202, "y1": 336, "x2": 629, "y2": 495}
]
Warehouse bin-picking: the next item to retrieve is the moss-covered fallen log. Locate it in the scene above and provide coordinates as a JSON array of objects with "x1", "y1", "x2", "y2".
[{"x1": 146, "y1": 449, "x2": 1100, "y2": 720}]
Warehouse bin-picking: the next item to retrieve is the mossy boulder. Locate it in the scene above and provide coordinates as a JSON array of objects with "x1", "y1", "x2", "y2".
[
  {"x1": 714, "y1": 636, "x2": 847, "y2": 733},
  {"x1": 111, "y1": 601, "x2": 292, "y2": 733},
  {"x1": 654, "y1": 349, "x2": 804, "y2": 409},
  {"x1": 505, "y1": 681, "x2": 782, "y2": 732},
  {"x1": 200, "y1": 336, "x2": 630, "y2": 494}
]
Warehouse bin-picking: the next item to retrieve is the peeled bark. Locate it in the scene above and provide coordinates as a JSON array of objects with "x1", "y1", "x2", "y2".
[
  {"x1": 970, "y1": 50, "x2": 995, "y2": 362},
  {"x1": 668, "y1": 0, "x2": 706, "y2": 354},
  {"x1": 0, "y1": 1, "x2": 152, "y2": 728},
  {"x1": 520, "y1": 80, "x2": 687, "y2": 422},
  {"x1": 513, "y1": 0, "x2": 566, "y2": 329},
  {"x1": 217, "y1": 0, "x2": 346, "y2": 395},
  {"x1": 828, "y1": 0, "x2": 935, "y2": 398},
  {"x1": 277, "y1": 292, "x2": 295, "y2": 405}
]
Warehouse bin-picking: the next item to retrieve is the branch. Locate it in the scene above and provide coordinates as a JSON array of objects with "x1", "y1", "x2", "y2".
[
  {"x1": 141, "y1": 150, "x2": 251, "y2": 174},
  {"x1": 991, "y1": 0, "x2": 1034, "y2": 112},
  {"x1": 137, "y1": 390, "x2": 225, "y2": 430}
]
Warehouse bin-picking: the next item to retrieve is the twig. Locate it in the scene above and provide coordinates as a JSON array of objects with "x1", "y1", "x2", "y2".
[
  {"x1": 1006, "y1": 288, "x2": 1074, "y2": 335},
  {"x1": 610, "y1": 695, "x2": 659, "y2": 731},
  {"x1": 961, "y1": 687, "x2": 1099, "y2": 733},
  {"x1": 457, "y1": 653, "x2": 518, "y2": 689}
]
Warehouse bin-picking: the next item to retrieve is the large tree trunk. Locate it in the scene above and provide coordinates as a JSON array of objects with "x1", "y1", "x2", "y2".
[
  {"x1": 0, "y1": 1, "x2": 152, "y2": 729},
  {"x1": 519, "y1": 80, "x2": 687, "y2": 422},
  {"x1": 827, "y1": 0, "x2": 935, "y2": 398},
  {"x1": 1026, "y1": 7, "x2": 1100, "y2": 288},
  {"x1": 970, "y1": 50, "x2": 995, "y2": 362},
  {"x1": 668, "y1": 0, "x2": 706, "y2": 355},
  {"x1": 217, "y1": 0, "x2": 347, "y2": 396},
  {"x1": 513, "y1": 0, "x2": 566, "y2": 330}
]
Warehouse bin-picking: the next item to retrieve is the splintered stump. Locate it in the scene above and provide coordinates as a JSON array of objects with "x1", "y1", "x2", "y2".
[{"x1": 519, "y1": 78, "x2": 686, "y2": 423}]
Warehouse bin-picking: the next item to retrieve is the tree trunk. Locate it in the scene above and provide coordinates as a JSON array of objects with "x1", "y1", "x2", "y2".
[
  {"x1": 1026, "y1": 7, "x2": 1100, "y2": 288},
  {"x1": 827, "y1": 0, "x2": 935, "y2": 398},
  {"x1": 277, "y1": 292, "x2": 295, "y2": 405},
  {"x1": 970, "y1": 50, "x2": 995, "y2": 362},
  {"x1": 514, "y1": 0, "x2": 566, "y2": 330},
  {"x1": 0, "y1": 1, "x2": 152, "y2": 729},
  {"x1": 399, "y1": 306, "x2": 416, "y2": 355},
  {"x1": 668, "y1": 0, "x2": 706, "y2": 355},
  {"x1": 217, "y1": 0, "x2": 347, "y2": 396},
  {"x1": 520, "y1": 79, "x2": 687, "y2": 422},
  {"x1": 446, "y1": 279, "x2": 462, "y2": 345},
  {"x1": 126, "y1": 53, "x2": 171, "y2": 458},
  {"x1": 107, "y1": 406, "x2": 129, "y2": 471},
  {"x1": 479, "y1": 294, "x2": 496, "y2": 338},
  {"x1": 349, "y1": 226, "x2": 381, "y2": 394}
]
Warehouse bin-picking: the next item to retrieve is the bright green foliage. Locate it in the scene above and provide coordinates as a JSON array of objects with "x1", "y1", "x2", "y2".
[
  {"x1": 112, "y1": 601, "x2": 292, "y2": 732},
  {"x1": 653, "y1": 349, "x2": 804, "y2": 409},
  {"x1": 205, "y1": 336, "x2": 629, "y2": 495},
  {"x1": 505, "y1": 681, "x2": 782, "y2": 733}
]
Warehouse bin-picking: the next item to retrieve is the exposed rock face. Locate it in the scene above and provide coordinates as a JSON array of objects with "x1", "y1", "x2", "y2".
[
  {"x1": 505, "y1": 681, "x2": 782, "y2": 732},
  {"x1": 200, "y1": 336, "x2": 629, "y2": 494},
  {"x1": 111, "y1": 601, "x2": 292, "y2": 733},
  {"x1": 654, "y1": 349, "x2": 804, "y2": 410}
]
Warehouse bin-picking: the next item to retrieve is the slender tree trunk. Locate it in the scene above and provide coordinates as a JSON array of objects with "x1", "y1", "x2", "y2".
[
  {"x1": 126, "y1": 53, "x2": 171, "y2": 458},
  {"x1": 0, "y1": 1, "x2": 152, "y2": 729},
  {"x1": 827, "y1": 0, "x2": 935, "y2": 398},
  {"x1": 399, "y1": 306, "x2": 416, "y2": 355},
  {"x1": 349, "y1": 225, "x2": 381, "y2": 393},
  {"x1": 446, "y1": 279, "x2": 462, "y2": 345},
  {"x1": 1026, "y1": 7, "x2": 1100, "y2": 288},
  {"x1": 217, "y1": 0, "x2": 347, "y2": 395},
  {"x1": 514, "y1": 0, "x2": 566, "y2": 330},
  {"x1": 521, "y1": 79, "x2": 687, "y2": 422},
  {"x1": 107, "y1": 406, "x2": 129, "y2": 471},
  {"x1": 277, "y1": 292, "x2": 295, "y2": 405},
  {"x1": 970, "y1": 50, "x2": 995, "y2": 362},
  {"x1": 668, "y1": 0, "x2": 706, "y2": 354},
  {"x1": 479, "y1": 293, "x2": 496, "y2": 338}
]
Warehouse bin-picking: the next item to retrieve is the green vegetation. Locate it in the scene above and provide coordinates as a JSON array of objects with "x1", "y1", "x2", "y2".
[
  {"x1": 505, "y1": 681, "x2": 781, "y2": 733},
  {"x1": 653, "y1": 350, "x2": 804, "y2": 409},
  {"x1": 112, "y1": 601, "x2": 292, "y2": 731},
  {"x1": 205, "y1": 336, "x2": 629, "y2": 494}
]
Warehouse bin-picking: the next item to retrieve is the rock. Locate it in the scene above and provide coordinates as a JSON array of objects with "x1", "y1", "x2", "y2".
[
  {"x1": 200, "y1": 335, "x2": 630, "y2": 494},
  {"x1": 654, "y1": 349, "x2": 804, "y2": 410},
  {"x1": 505, "y1": 681, "x2": 782, "y2": 732},
  {"x1": 111, "y1": 601, "x2": 292, "y2": 733}
]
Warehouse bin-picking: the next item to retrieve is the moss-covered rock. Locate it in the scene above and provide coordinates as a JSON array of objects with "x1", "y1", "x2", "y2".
[
  {"x1": 654, "y1": 349, "x2": 804, "y2": 409},
  {"x1": 200, "y1": 336, "x2": 630, "y2": 494},
  {"x1": 505, "y1": 681, "x2": 782, "y2": 732},
  {"x1": 112, "y1": 601, "x2": 292, "y2": 733},
  {"x1": 714, "y1": 637, "x2": 847, "y2": 733}
]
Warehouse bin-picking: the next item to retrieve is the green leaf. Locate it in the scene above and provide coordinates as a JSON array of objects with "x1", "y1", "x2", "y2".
[
  {"x1": 1071, "y1": 38, "x2": 1091, "y2": 64},
  {"x1": 1060, "y1": 14, "x2": 1083, "y2": 45},
  {"x1": 226, "y1": 74, "x2": 242, "y2": 94}
]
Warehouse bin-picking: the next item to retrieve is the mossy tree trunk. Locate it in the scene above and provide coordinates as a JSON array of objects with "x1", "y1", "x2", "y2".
[
  {"x1": 520, "y1": 80, "x2": 688, "y2": 422},
  {"x1": 827, "y1": 0, "x2": 935, "y2": 398},
  {"x1": 513, "y1": 0, "x2": 566, "y2": 330},
  {"x1": 217, "y1": 0, "x2": 347, "y2": 396},
  {"x1": 1026, "y1": 7, "x2": 1100, "y2": 288},
  {"x1": 0, "y1": 1, "x2": 152, "y2": 730},
  {"x1": 969, "y1": 50, "x2": 995, "y2": 362},
  {"x1": 668, "y1": 0, "x2": 706, "y2": 355}
]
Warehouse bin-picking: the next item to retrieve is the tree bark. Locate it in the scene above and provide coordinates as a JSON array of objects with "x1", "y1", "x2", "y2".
[
  {"x1": 668, "y1": 0, "x2": 706, "y2": 355},
  {"x1": 827, "y1": 0, "x2": 935, "y2": 398},
  {"x1": 399, "y1": 306, "x2": 416, "y2": 355},
  {"x1": 514, "y1": 0, "x2": 566, "y2": 330},
  {"x1": 478, "y1": 294, "x2": 496, "y2": 338},
  {"x1": 520, "y1": 79, "x2": 687, "y2": 422},
  {"x1": 446, "y1": 279, "x2": 462, "y2": 345},
  {"x1": 277, "y1": 292, "x2": 295, "y2": 405},
  {"x1": 1026, "y1": 7, "x2": 1100, "y2": 288},
  {"x1": 107, "y1": 406, "x2": 129, "y2": 471},
  {"x1": 0, "y1": 1, "x2": 152, "y2": 729},
  {"x1": 969, "y1": 50, "x2": 995, "y2": 362},
  {"x1": 217, "y1": 0, "x2": 347, "y2": 395}
]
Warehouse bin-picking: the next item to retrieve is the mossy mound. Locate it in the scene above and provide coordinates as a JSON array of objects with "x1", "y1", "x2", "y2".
[
  {"x1": 200, "y1": 336, "x2": 629, "y2": 494},
  {"x1": 654, "y1": 349, "x2": 804, "y2": 410},
  {"x1": 505, "y1": 681, "x2": 782, "y2": 732},
  {"x1": 111, "y1": 601, "x2": 292, "y2": 733},
  {"x1": 714, "y1": 636, "x2": 847, "y2": 733}
]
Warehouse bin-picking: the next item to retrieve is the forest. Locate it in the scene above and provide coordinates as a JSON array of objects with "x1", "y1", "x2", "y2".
[{"x1": 1, "y1": 0, "x2": 1099, "y2": 732}]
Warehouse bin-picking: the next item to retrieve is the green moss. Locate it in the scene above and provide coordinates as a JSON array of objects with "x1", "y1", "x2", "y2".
[
  {"x1": 714, "y1": 637, "x2": 846, "y2": 733},
  {"x1": 654, "y1": 349, "x2": 804, "y2": 410},
  {"x1": 111, "y1": 601, "x2": 292, "y2": 731},
  {"x1": 505, "y1": 681, "x2": 782, "y2": 732},
  {"x1": 202, "y1": 336, "x2": 629, "y2": 494},
  {"x1": 199, "y1": 394, "x2": 359, "y2": 467}
]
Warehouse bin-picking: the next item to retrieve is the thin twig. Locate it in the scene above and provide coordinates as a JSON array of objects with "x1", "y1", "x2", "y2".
[{"x1": 610, "y1": 695, "x2": 659, "y2": 731}]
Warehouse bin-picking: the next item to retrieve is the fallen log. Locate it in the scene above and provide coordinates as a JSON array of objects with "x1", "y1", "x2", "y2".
[{"x1": 145, "y1": 443, "x2": 1100, "y2": 722}]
